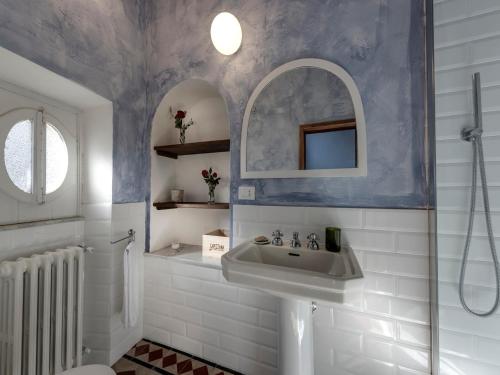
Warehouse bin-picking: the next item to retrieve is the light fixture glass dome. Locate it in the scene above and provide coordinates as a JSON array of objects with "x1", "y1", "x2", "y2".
[{"x1": 210, "y1": 12, "x2": 242, "y2": 56}]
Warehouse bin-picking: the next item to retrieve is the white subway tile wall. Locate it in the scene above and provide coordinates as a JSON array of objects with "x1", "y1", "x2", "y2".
[
  {"x1": 0, "y1": 220, "x2": 84, "y2": 262},
  {"x1": 235, "y1": 205, "x2": 430, "y2": 375},
  {"x1": 83, "y1": 202, "x2": 145, "y2": 365},
  {"x1": 144, "y1": 257, "x2": 279, "y2": 375},
  {"x1": 82, "y1": 202, "x2": 113, "y2": 365},
  {"x1": 110, "y1": 202, "x2": 146, "y2": 363},
  {"x1": 144, "y1": 205, "x2": 430, "y2": 375},
  {"x1": 435, "y1": 0, "x2": 500, "y2": 374}
]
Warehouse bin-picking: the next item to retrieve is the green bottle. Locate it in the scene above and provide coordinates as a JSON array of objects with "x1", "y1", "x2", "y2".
[{"x1": 325, "y1": 227, "x2": 341, "y2": 252}]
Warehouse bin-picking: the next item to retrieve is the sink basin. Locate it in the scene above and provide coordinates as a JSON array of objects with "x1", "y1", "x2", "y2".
[{"x1": 222, "y1": 241, "x2": 363, "y2": 304}]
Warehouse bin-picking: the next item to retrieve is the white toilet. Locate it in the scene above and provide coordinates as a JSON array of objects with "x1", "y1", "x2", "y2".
[{"x1": 60, "y1": 365, "x2": 116, "y2": 375}]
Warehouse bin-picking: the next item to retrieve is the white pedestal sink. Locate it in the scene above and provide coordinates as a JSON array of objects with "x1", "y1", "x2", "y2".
[{"x1": 221, "y1": 241, "x2": 363, "y2": 375}]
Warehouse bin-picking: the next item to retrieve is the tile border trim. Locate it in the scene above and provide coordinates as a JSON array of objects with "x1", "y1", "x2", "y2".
[{"x1": 134, "y1": 338, "x2": 244, "y2": 375}]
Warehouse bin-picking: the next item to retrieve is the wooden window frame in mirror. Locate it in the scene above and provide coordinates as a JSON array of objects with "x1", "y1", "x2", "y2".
[{"x1": 299, "y1": 118, "x2": 357, "y2": 170}]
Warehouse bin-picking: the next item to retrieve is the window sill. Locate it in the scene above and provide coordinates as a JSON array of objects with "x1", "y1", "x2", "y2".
[{"x1": 0, "y1": 216, "x2": 84, "y2": 231}]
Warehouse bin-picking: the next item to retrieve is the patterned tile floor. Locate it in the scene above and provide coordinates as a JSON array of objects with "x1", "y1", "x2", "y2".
[{"x1": 112, "y1": 339, "x2": 239, "y2": 375}]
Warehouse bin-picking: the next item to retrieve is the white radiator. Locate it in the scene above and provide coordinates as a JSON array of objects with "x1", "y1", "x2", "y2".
[{"x1": 0, "y1": 247, "x2": 85, "y2": 375}]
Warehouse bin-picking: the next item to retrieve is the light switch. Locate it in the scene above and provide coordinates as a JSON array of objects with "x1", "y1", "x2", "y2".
[{"x1": 238, "y1": 185, "x2": 255, "y2": 200}]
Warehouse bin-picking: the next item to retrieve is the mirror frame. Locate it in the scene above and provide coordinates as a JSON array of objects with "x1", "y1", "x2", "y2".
[{"x1": 240, "y1": 58, "x2": 367, "y2": 179}]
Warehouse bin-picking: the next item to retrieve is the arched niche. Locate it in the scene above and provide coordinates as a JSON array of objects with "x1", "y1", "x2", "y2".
[{"x1": 150, "y1": 79, "x2": 230, "y2": 251}]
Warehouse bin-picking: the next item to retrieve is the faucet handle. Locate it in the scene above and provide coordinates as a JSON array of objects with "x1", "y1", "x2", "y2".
[
  {"x1": 272, "y1": 230, "x2": 284, "y2": 246},
  {"x1": 306, "y1": 232, "x2": 320, "y2": 250},
  {"x1": 307, "y1": 233, "x2": 318, "y2": 241},
  {"x1": 290, "y1": 232, "x2": 301, "y2": 248}
]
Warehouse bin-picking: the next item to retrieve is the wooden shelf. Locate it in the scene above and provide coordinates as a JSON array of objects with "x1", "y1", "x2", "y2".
[
  {"x1": 154, "y1": 139, "x2": 230, "y2": 159},
  {"x1": 153, "y1": 201, "x2": 230, "y2": 210}
]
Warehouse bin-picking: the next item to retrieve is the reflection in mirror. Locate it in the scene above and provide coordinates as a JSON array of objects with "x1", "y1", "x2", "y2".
[
  {"x1": 241, "y1": 59, "x2": 367, "y2": 178},
  {"x1": 299, "y1": 119, "x2": 356, "y2": 170},
  {"x1": 247, "y1": 67, "x2": 355, "y2": 172}
]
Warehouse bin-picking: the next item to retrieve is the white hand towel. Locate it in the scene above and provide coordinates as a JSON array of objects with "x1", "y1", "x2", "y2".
[{"x1": 122, "y1": 241, "x2": 139, "y2": 328}]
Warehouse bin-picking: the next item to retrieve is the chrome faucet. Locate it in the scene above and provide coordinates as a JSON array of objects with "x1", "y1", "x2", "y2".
[
  {"x1": 306, "y1": 233, "x2": 320, "y2": 250},
  {"x1": 290, "y1": 232, "x2": 301, "y2": 248},
  {"x1": 272, "y1": 230, "x2": 284, "y2": 246}
]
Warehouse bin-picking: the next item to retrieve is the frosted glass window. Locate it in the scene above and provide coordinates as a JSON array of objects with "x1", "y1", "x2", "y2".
[
  {"x1": 304, "y1": 129, "x2": 357, "y2": 170},
  {"x1": 4, "y1": 120, "x2": 33, "y2": 193},
  {"x1": 45, "y1": 123, "x2": 68, "y2": 194},
  {"x1": 2, "y1": 114, "x2": 71, "y2": 201}
]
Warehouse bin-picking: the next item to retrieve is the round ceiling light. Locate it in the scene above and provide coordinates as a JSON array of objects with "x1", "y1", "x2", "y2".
[{"x1": 210, "y1": 12, "x2": 242, "y2": 56}]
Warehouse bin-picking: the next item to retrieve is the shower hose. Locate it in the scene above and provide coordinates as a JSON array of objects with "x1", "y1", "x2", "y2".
[{"x1": 459, "y1": 112, "x2": 500, "y2": 317}]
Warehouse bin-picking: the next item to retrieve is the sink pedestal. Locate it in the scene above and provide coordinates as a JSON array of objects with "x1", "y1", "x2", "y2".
[{"x1": 279, "y1": 298, "x2": 314, "y2": 375}]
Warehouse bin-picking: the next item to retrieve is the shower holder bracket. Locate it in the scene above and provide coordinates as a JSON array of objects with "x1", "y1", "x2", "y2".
[{"x1": 461, "y1": 126, "x2": 482, "y2": 142}]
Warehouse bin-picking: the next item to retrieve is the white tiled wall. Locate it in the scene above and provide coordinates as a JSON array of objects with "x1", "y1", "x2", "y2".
[
  {"x1": 434, "y1": 1, "x2": 500, "y2": 374},
  {"x1": 82, "y1": 202, "x2": 146, "y2": 366},
  {"x1": 0, "y1": 212, "x2": 142, "y2": 367},
  {"x1": 145, "y1": 205, "x2": 430, "y2": 375},
  {"x1": 0, "y1": 220, "x2": 84, "y2": 262},
  {"x1": 143, "y1": 256, "x2": 279, "y2": 375},
  {"x1": 79, "y1": 102, "x2": 116, "y2": 365},
  {"x1": 110, "y1": 202, "x2": 145, "y2": 364},
  {"x1": 82, "y1": 202, "x2": 113, "y2": 365},
  {"x1": 0, "y1": 201, "x2": 148, "y2": 368}
]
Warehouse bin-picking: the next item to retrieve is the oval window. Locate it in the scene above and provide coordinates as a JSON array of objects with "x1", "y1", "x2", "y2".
[
  {"x1": 4, "y1": 119, "x2": 33, "y2": 193},
  {"x1": 45, "y1": 122, "x2": 68, "y2": 194},
  {"x1": 3, "y1": 118, "x2": 69, "y2": 197}
]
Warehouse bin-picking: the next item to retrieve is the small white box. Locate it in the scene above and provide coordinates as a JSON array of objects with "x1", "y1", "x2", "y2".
[{"x1": 203, "y1": 229, "x2": 230, "y2": 258}]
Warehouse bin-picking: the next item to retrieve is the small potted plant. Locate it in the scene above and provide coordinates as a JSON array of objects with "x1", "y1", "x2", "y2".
[
  {"x1": 170, "y1": 107, "x2": 194, "y2": 144},
  {"x1": 202, "y1": 168, "x2": 221, "y2": 204}
]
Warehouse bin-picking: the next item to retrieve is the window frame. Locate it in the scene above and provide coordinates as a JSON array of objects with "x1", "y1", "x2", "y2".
[{"x1": 0, "y1": 107, "x2": 75, "y2": 204}]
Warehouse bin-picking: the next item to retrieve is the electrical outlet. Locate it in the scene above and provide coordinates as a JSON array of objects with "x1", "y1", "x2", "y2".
[{"x1": 238, "y1": 185, "x2": 255, "y2": 200}]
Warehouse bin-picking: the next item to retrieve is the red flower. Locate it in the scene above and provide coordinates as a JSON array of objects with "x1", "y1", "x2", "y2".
[
  {"x1": 202, "y1": 170, "x2": 209, "y2": 178},
  {"x1": 175, "y1": 110, "x2": 186, "y2": 119},
  {"x1": 213, "y1": 173, "x2": 217, "y2": 178}
]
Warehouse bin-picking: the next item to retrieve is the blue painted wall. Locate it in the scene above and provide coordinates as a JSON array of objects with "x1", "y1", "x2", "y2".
[
  {"x1": 0, "y1": 0, "x2": 148, "y2": 203},
  {"x1": 0, "y1": 0, "x2": 427, "y2": 208},
  {"x1": 146, "y1": 0, "x2": 427, "y2": 208}
]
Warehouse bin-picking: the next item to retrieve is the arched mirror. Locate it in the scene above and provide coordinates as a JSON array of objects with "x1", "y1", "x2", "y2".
[{"x1": 241, "y1": 58, "x2": 367, "y2": 178}]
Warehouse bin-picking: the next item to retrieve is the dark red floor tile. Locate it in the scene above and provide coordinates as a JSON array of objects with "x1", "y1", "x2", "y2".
[
  {"x1": 134, "y1": 344, "x2": 150, "y2": 356},
  {"x1": 148, "y1": 348, "x2": 163, "y2": 362},
  {"x1": 193, "y1": 366, "x2": 210, "y2": 375},
  {"x1": 162, "y1": 353, "x2": 178, "y2": 368},
  {"x1": 178, "y1": 359, "x2": 193, "y2": 374}
]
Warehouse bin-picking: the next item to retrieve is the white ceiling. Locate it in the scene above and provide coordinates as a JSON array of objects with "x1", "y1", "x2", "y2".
[{"x1": 0, "y1": 47, "x2": 110, "y2": 110}]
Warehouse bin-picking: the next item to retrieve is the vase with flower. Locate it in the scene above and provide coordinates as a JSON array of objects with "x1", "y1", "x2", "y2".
[
  {"x1": 170, "y1": 108, "x2": 194, "y2": 144},
  {"x1": 202, "y1": 168, "x2": 221, "y2": 204}
]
